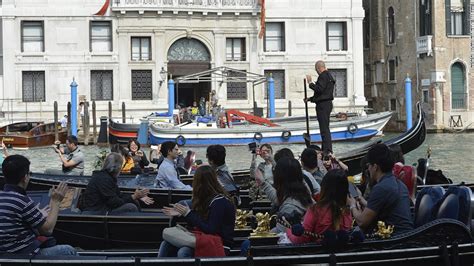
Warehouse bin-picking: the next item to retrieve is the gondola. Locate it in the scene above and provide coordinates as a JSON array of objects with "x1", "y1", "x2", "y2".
[{"x1": 2, "y1": 188, "x2": 474, "y2": 266}]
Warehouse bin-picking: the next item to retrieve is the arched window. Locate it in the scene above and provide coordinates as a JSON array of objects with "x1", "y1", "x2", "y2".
[
  {"x1": 167, "y1": 38, "x2": 210, "y2": 62},
  {"x1": 451, "y1": 62, "x2": 466, "y2": 109},
  {"x1": 388, "y1": 7, "x2": 395, "y2": 44}
]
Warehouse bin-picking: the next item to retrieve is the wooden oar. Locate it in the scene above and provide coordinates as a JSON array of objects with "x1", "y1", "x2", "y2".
[
  {"x1": 303, "y1": 78, "x2": 321, "y2": 150},
  {"x1": 303, "y1": 78, "x2": 311, "y2": 147},
  {"x1": 422, "y1": 146, "x2": 432, "y2": 185}
]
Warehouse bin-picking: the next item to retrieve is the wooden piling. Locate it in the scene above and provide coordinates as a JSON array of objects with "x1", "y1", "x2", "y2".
[
  {"x1": 92, "y1": 101, "x2": 97, "y2": 144},
  {"x1": 67, "y1": 102, "x2": 71, "y2": 136},
  {"x1": 288, "y1": 101, "x2": 292, "y2": 117},
  {"x1": 122, "y1": 102, "x2": 126, "y2": 123},
  {"x1": 83, "y1": 101, "x2": 90, "y2": 146},
  {"x1": 54, "y1": 101, "x2": 59, "y2": 141},
  {"x1": 108, "y1": 101, "x2": 112, "y2": 121}
]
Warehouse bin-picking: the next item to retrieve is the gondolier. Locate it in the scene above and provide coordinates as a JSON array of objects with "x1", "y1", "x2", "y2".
[{"x1": 305, "y1": 60, "x2": 335, "y2": 153}]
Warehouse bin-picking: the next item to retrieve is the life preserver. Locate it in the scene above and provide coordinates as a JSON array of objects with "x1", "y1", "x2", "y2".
[
  {"x1": 175, "y1": 135, "x2": 186, "y2": 146},
  {"x1": 254, "y1": 132, "x2": 263, "y2": 141},
  {"x1": 347, "y1": 123, "x2": 358, "y2": 135},
  {"x1": 281, "y1": 130, "x2": 291, "y2": 140}
]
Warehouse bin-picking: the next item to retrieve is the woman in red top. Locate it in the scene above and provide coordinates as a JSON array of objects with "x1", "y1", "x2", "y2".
[{"x1": 287, "y1": 169, "x2": 353, "y2": 244}]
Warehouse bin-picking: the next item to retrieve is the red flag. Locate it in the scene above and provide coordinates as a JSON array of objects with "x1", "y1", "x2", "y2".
[
  {"x1": 94, "y1": 0, "x2": 110, "y2": 16},
  {"x1": 258, "y1": 0, "x2": 266, "y2": 39}
]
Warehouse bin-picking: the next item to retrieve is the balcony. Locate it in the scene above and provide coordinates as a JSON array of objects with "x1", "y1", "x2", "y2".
[
  {"x1": 416, "y1": 35, "x2": 433, "y2": 56},
  {"x1": 111, "y1": 0, "x2": 260, "y2": 15}
]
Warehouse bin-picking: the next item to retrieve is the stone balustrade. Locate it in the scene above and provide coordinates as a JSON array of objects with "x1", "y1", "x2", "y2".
[
  {"x1": 111, "y1": 0, "x2": 259, "y2": 13},
  {"x1": 416, "y1": 35, "x2": 433, "y2": 56}
]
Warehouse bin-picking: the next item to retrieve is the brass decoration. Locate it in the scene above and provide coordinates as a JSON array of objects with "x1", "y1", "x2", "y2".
[
  {"x1": 235, "y1": 209, "x2": 251, "y2": 229},
  {"x1": 375, "y1": 221, "x2": 394, "y2": 239},
  {"x1": 250, "y1": 212, "x2": 277, "y2": 237}
]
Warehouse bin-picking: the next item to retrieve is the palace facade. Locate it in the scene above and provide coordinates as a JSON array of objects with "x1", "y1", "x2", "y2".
[{"x1": 0, "y1": 0, "x2": 366, "y2": 121}]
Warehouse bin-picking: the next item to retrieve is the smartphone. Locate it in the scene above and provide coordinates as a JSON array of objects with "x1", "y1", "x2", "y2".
[
  {"x1": 195, "y1": 159, "x2": 203, "y2": 165},
  {"x1": 348, "y1": 183, "x2": 359, "y2": 198}
]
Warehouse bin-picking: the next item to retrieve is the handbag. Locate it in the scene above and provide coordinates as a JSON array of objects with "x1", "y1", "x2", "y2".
[{"x1": 162, "y1": 224, "x2": 196, "y2": 248}]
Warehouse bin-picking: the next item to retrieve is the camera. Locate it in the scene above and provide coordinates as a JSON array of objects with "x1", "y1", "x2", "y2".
[
  {"x1": 56, "y1": 143, "x2": 61, "y2": 150},
  {"x1": 248, "y1": 142, "x2": 258, "y2": 154},
  {"x1": 323, "y1": 155, "x2": 330, "y2": 161}
]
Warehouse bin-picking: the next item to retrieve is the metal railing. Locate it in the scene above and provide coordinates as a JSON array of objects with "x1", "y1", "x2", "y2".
[
  {"x1": 416, "y1": 35, "x2": 433, "y2": 56},
  {"x1": 452, "y1": 93, "x2": 467, "y2": 109}
]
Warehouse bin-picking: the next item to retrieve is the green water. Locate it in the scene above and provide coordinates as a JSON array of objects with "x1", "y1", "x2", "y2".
[{"x1": 11, "y1": 133, "x2": 474, "y2": 183}]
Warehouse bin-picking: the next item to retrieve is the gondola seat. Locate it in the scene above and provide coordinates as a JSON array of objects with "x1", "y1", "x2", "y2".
[
  {"x1": 414, "y1": 186, "x2": 444, "y2": 227},
  {"x1": 436, "y1": 186, "x2": 472, "y2": 228}
]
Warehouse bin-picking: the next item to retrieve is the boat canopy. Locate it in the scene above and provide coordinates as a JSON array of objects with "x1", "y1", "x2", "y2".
[{"x1": 175, "y1": 66, "x2": 267, "y2": 86}]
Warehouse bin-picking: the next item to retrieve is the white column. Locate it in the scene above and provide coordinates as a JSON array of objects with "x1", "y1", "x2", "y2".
[
  {"x1": 435, "y1": 83, "x2": 444, "y2": 128},
  {"x1": 117, "y1": 31, "x2": 129, "y2": 104},
  {"x1": 351, "y1": 17, "x2": 367, "y2": 109}
]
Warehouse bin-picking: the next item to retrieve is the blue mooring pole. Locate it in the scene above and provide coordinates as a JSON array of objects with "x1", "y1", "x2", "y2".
[
  {"x1": 168, "y1": 78, "x2": 175, "y2": 116},
  {"x1": 268, "y1": 76, "x2": 275, "y2": 118},
  {"x1": 405, "y1": 74, "x2": 412, "y2": 131},
  {"x1": 70, "y1": 78, "x2": 78, "y2": 137},
  {"x1": 137, "y1": 118, "x2": 149, "y2": 145}
]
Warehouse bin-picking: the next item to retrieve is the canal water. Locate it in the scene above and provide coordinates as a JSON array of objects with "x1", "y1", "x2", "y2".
[{"x1": 11, "y1": 133, "x2": 474, "y2": 183}]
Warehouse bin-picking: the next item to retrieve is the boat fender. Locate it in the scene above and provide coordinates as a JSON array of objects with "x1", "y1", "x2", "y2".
[
  {"x1": 254, "y1": 132, "x2": 263, "y2": 141},
  {"x1": 347, "y1": 123, "x2": 358, "y2": 135},
  {"x1": 175, "y1": 135, "x2": 186, "y2": 146},
  {"x1": 281, "y1": 130, "x2": 291, "y2": 140}
]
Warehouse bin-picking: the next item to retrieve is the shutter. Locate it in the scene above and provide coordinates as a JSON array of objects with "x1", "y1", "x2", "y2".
[
  {"x1": 446, "y1": 0, "x2": 452, "y2": 35},
  {"x1": 326, "y1": 22, "x2": 329, "y2": 51},
  {"x1": 463, "y1": 0, "x2": 470, "y2": 35},
  {"x1": 343, "y1": 22, "x2": 348, "y2": 50},
  {"x1": 281, "y1": 23, "x2": 286, "y2": 51}
]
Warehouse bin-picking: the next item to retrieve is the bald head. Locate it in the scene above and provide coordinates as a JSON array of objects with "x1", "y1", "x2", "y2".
[{"x1": 315, "y1": 60, "x2": 327, "y2": 74}]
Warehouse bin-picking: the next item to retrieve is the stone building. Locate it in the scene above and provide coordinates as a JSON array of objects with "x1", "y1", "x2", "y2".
[
  {"x1": 0, "y1": 0, "x2": 366, "y2": 122},
  {"x1": 363, "y1": 0, "x2": 473, "y2": 131}
]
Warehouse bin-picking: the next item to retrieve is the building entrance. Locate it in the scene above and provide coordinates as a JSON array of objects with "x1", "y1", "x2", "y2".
[{"x1": 167, "y1": 38, "x2": 211, "y2": 109}]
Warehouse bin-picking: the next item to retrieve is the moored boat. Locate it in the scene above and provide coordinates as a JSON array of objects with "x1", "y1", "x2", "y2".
[
  {"x1": 148, "y1": 111, "x2": 393, "y2": 146},
  {"x1": 0, "y1": 121, "x2": 67, "y2": 149}
]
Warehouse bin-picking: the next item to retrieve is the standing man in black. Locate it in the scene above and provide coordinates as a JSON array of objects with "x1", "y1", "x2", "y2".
[{"x1": 305, "y1": 60, "x2": 335, "y2": 153}]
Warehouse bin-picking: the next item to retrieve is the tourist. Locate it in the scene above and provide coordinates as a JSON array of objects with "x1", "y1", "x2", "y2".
[
  {"x1": 0, "y1": 155, "x2": 77, "y2": 255},
  {"x1": 207, "y1": 144, "x2": 240, "y2": 205},
  {"x1": 159, "y1": 165, "x2": 235, "y2": 258},
  {"x1": 322, "y1": 151, "x2": 348, "y2": 172},
  {"x1": 299, "y1": 148, "x2": 322, "y2": 198},
  {"x1": 79, "y1": 152, "x2": 154, "y2": 214},
  {"x1": 349, "y1": 144, "x2": 414, "y2": 235},
  {"x1": 191, "y1": 101, "x2": 199, "y2": 119},
  {"x1": 155, "y1": 141, "x2": 191, "y2": 189},
  {"x1": 389, "y1": 144, "x2": 417, "y2": 204},
  {"x1": 0, "y1": 141, "x2": 10, "y2": 165},
  {"x1": 273, "y1": 148, "x2": 295, "y2": 162},
  {"x1": 149, "y1": 144, "x2": 164, "y2": 167},
  {"x1": 183, "y1": 150, "x2": 196, "y2": 174},
  {"x1": 45, "y1": 135, "x2": 84, "y2": 176},
  {"x1": 287, "y1": 169, "x2": 353, "y2": 244},
  {"x1": 60, "y1": 114, "x2": 68, "y2": 128},
  {"x1": 255, "y1": 157, "x2": 313, "y2": 233},
  {"x1": 250, "y1": 143, "x2": 275, "y2": 185},
  {"x1": 115, "y1": 145, "x2": 135, "y2": 174},
  {"x1": 128, "y1": 139, "x2": 150, "y2": 170},
  {"x1": 308, "y1": 144, "x2": 328, "y2": 177}
]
